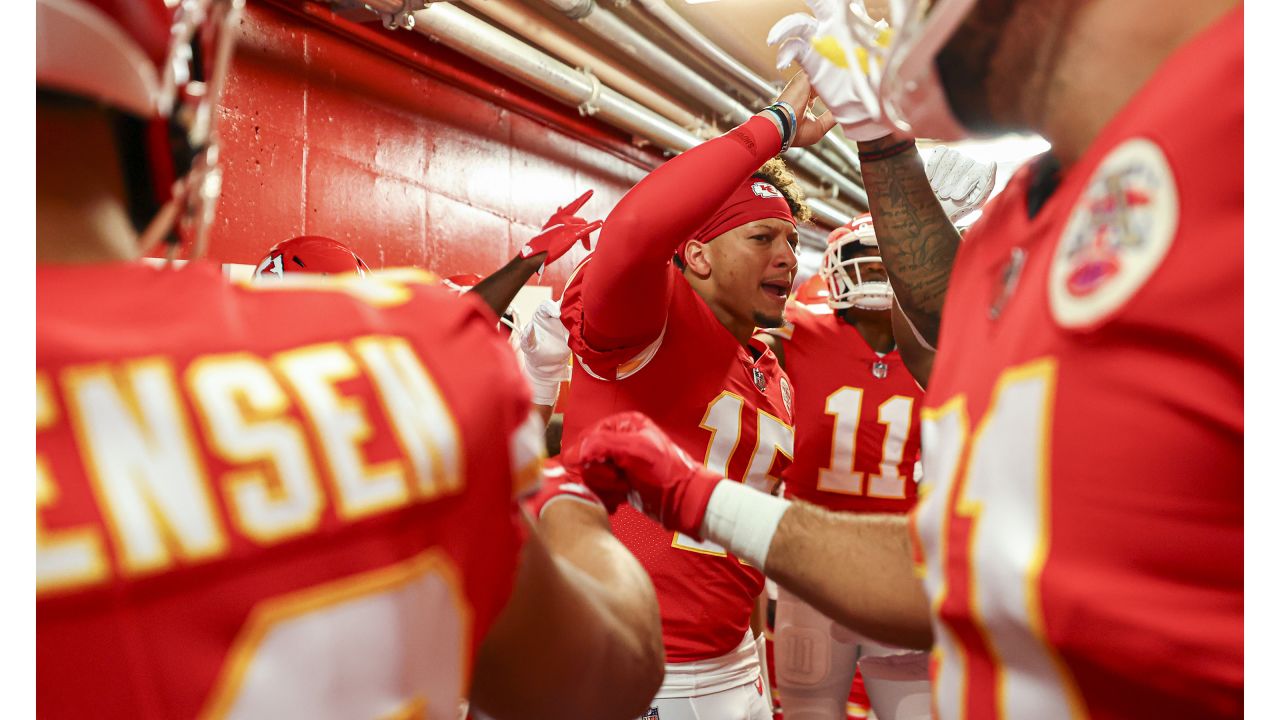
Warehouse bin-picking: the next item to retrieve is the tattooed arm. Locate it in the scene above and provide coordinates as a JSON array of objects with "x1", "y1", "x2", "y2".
[{"x1": 857, "y1": 136, "x2": 962, "y2": 347}]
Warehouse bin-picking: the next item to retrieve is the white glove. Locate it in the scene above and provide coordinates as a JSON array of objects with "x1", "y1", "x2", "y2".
[
  {"x1": 768, "y1": 1, "x2": 895, "y2": 142},
  {"x1": 925, "y1": 146, "x2": 997, "y2": 223},
  {"x1": 518, "y1": 299, "x2": 572, "y2": 407}
]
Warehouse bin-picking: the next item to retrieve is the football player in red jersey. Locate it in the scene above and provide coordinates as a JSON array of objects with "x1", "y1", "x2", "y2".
[
  {"x1": 555, "y1": 72, "x2": 834, "y2": 719},
  {"x1": 755, "y1": 215, "x2": 929, "y2": 720},
  {"x1": 35, "y1": 2, "x2": 662, "y2": 718},
  {"x1": 574, "y1": 1, "x2": 1242, "y2": 718}
]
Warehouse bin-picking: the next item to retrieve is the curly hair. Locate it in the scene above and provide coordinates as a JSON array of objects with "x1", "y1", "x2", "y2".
[{"x1": 753, "y1": 156, "x2": 812, "y2": 224}]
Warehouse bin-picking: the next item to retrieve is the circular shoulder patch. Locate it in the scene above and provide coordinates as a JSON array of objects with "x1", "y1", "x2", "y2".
[{"x1": 1049, "y1": 138, "x2": 1179, "y2": 328}]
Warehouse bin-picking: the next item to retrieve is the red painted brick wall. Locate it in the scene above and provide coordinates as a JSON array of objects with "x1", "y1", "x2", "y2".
[{"x1": 209, "y1": 1, "x2": 657, "y2": 292}]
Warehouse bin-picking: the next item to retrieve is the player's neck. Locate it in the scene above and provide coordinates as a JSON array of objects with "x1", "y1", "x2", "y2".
[
  {"x1": 1029, "y1": 0, "x2": 1237, "y2": 167},
  {"x1": 840, "y1": 309, "x2": 895, "y2": 354}
]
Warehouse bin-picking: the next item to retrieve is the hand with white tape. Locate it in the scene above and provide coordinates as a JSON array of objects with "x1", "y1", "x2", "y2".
[
  {"x1": 768, "y1": 0, "x2": 896, "y2": 142},
  {"x1": 518, "y1": 299, "x2": 572, "y2": 407},
  {"x1": 925, "y1": 146, "x2": 998, "y2": 223}
]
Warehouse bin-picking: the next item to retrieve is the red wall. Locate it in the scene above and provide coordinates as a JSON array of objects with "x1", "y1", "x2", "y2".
[{"x1": 209, "y1": 1, "x2": 660, "y2": 291}]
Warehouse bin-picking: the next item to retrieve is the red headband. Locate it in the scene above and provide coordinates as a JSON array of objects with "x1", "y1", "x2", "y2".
[{"x1": 679, "y1": 179, "x2": 795, "y2": 262}]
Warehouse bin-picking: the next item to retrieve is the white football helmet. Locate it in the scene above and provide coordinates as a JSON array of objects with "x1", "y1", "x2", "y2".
[{"x1": 820, "y1": 213, "x2": 893, "y2": 311}]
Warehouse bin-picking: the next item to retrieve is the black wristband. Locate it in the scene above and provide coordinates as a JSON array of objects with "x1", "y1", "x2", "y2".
[
  {"x1": 762, "y1": 105, "x2": 793, "y2": 152},
  {"x1": 858, "y1": 139, "x2": 916, "y2": 163}
]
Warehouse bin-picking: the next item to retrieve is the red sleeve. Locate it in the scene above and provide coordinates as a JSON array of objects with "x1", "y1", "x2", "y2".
[{"x1": 578, "y1": 115, "x2": 783, "y2": 354}]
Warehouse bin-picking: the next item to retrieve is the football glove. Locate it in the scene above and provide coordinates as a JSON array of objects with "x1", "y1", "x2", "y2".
[
  {"x1": 768, "y1": 0, "x2": 896, "y2": 142},
  {"x1": 925, "y1": 146, "x2": 997, "y2": 223},
  {"x1": 576, "y1": 412, "x2": 724, "y2": 538},
  {"x1": 519, "y1": 190, "x2": 604, "y2": 274},
  {"x1": 518, "y1": 299, "x2": 572, "y2": 407}
]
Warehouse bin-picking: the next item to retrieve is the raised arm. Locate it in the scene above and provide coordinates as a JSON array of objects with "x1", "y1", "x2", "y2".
[
  {"x1": 466, "y1": 253, "x2": 546, "y2": 319},
  {"x1": 857, "y1": 136, "x2": 962, "y2": 348},
  {"x1": 581, "y1": 72, "x2": 834, "y2": 352},
  {"x1": 891, "y1": 297, "x2": 936, "y2": 388}
]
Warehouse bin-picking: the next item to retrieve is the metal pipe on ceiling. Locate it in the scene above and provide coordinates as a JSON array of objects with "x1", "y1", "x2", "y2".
[
  {"x1": 537, "y1": 0, "x2": 867, "y2": 209},
  {"x1": 633, "y1": 0, "x2": 778, "y2": 101},
  {"x1": 540, "y1": 0, "x2": 750, "y2": 126},
  {"x1": 461, "y1": 0, "x2": 706, "y2": 132},
  {"x1": 408, "y1": 3, "x2": 854, "y2": 236},
  {"x1": 412, "y1": 4, "x2": 692, "y2": 150}
]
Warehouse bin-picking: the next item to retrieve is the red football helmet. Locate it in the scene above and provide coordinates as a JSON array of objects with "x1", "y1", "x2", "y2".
[
  {"x1": 253, "y1": 236, "x2": 371, "y2": 279},
  {"x1": 792, "y1": 273, "x2": 831, "y2": 308},
  {"x1": 819, "y1": 213, "x2": 893, "y2": 311},
  {"x1": 36, "y1": 0, "x2": 245, "y2": 256}
]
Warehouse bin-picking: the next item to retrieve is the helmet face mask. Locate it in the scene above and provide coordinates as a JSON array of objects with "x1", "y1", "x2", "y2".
[
  {"x1": 820, "y1": 214, "x2": 894, "y2": 312},
  {"x1": 872, "y1": 0, "x2": 980, "y2": 140},
  {"x1": 37, "y1": 0, "x2": 246, "y2": 259}
]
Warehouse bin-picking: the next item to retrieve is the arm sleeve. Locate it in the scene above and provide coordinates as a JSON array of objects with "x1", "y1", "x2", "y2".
[{"x1": 579, "y1": 115, "x2": 784, "y2": 352}]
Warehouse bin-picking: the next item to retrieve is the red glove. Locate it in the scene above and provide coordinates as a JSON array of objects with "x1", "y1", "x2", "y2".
[
  {"x1": 575, "y1": 412, "x2": 724, "y2": 539},
  {"x1": 521, "y1": 459, "x2": 607, "y2": 520},
  {"x1": 519, "y1": 190, "x2": 604, "y2": 273}
]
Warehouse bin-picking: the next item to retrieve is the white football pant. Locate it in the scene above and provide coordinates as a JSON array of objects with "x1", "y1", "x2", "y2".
[
  {"x1": 775, "y1": 586, "x2": 930, "y2": 720},
  {"x1": 639, "y1": 630, "x2": 772, "y2": 720},
  {"x1": 641, "y1": 679, "x2": 772, "y2": 720}
]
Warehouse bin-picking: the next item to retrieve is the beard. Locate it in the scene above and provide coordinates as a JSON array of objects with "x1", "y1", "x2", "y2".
[{"x1": 753, "y1": 309, "x2": 785, "y2": 329}]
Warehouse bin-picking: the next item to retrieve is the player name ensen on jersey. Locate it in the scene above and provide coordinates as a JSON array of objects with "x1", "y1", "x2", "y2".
[{"x1": 37, "y1": 334, "x2": 464, "y2": 596}]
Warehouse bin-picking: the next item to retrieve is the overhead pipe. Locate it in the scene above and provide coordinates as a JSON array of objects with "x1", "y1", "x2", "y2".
[
  {"x1": 540, "y1": 0, "x2": 750, "y2": 126},
  {"x1": 538, "y1": 0, "x2": 867, "y2": 208},
  {"x1": 412, "y1": 4, "x2": 692, "y2": 150},
  {"x1": 631, "y1": 0, "x2": 865, "y2": 176},
  {"x1": 409, "y1": 3, "x2": 856, "y2": 230},
  {"x1": 461, "y1": 1, "x2": 706, "y2": 132},
  {"x1": 634, "y1": 0, "x2": 778, "y2": 100}
]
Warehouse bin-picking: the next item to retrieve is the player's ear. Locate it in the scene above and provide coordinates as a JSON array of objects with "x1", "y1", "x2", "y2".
[{"x1": 684, "y1": 240, "x2": 713, "y2": 277}]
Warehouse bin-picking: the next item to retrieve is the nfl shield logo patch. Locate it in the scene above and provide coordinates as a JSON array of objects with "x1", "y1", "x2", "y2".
[{"x1": 752, "y1": 367, "x2": 767, "y2": 393}]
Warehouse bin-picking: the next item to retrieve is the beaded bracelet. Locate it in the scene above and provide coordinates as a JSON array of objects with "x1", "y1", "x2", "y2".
[
  {"x1": 773, "y1": 100, "x2": 798, "y2": 144},
  {"x1": 761, "y1": 106, "x2": 792, "y2": 152}
]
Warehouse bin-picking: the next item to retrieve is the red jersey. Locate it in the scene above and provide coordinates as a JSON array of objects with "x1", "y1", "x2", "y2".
[
  {"x1": 912, "y1": 7, "x2": 1242, "y2": 719},
  {"x1": 770, "y1": 302, "x2": 923, "y2": 514},
  {"x1": 37, "y1": 263, "x2": 540, "y2": 719},
  {"x1": 560, "y1": 262, "x2": 794, "y2": 662}
]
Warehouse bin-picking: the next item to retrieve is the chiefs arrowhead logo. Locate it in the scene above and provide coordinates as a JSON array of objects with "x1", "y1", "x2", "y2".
[{"x1": 751, "y1": 181, "x2": 783, "y2": 200}]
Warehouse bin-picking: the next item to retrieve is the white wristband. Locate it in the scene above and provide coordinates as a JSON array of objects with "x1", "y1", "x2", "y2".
[{"x1": 700, "y1": 481, "x2": 791, "y2": 570}]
